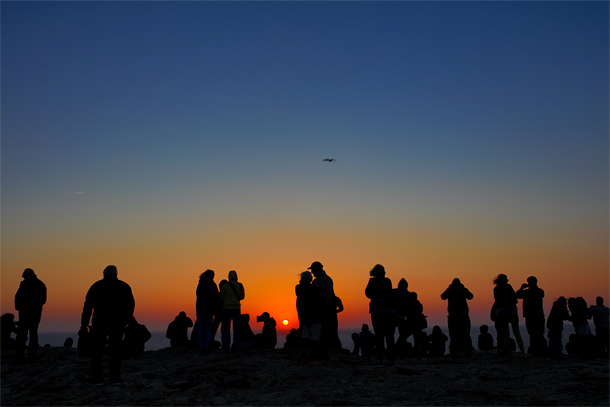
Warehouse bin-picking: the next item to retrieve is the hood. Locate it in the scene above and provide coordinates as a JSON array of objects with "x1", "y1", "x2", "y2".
[
  {"x1": 398, "y1": 278, "x2": 409, "y2": 290},
  {"x1": 228, "y1": 270, "x2": 238, "y2": 282}
]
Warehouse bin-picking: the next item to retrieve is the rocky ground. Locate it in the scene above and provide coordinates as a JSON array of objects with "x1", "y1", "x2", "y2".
[{"x1": 1, "y1": 346, "x2": 608, "y2": 406}]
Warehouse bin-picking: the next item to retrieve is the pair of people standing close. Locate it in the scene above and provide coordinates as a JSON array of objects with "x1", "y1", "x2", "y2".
[
  {"x1": 195, "y1": 269, "x2": 245, "y2": 354},
  {"x1": 294, "y1": 261, "x2": 336, "y2": 363}
]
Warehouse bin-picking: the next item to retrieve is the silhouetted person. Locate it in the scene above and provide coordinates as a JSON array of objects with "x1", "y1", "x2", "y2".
[
  {"x1": 477, "y1": 325, "x2": 495, "y2": 351},
  {"x1": 255, "y1": 312, "x2": 277, "y2": 349},
  {"x1": 63, "y1": 337, "x2": 74, "y2": 348},
  {"x1": 352, "y1": 324, "x2": 375, "y2": 357},
  {"x1": 284, "y1": 328, "x2": 300, "y2": 350},
  {"x1": 568, "y1": 297, "x2": 591, "y2": 335},
  {"x1": 122, "y1": 316, "x2": 151, "y2": 357},
  {"x1": 1, "y1": 313, "x2": 18, "y2": 350},
  {"x1": 491, "y1": 274, "x2": 525, "y2": 357},
  {"x1": 588, "y1": 296, "x2": 609, "y2": 356},
  {"x1": 296, "y1": 270, "x2": 324, "y2": 364},
  {"x1": 219, "y1": 270, "x2": 245, "y2": 352},
  {"x1": 428, "y1": 325, "x2": 448, "y2": 357},
  {"x1": 81, "y1": 265, "x2": 135, "y2": 385},
  {"x1": 237, "y1": 313, "x2": 256, "y2": 349},
  {"x1": 330, "y1": 296, "x2": 344, "y2": 350},
  {"x1": 166, "y1": 311, "x2": 193, "y2": 347},
  {"x1": 196, "y1": 269, "x2": 219, "y2": 354},
  {"x1": 516, "y1": 276, "x2": 546, "y2": 356},
  {"x1": 407, "y1": 291, "x2": 426, "y2": 359},
  {"x1": 14, "y1": 268, "x2": 47, "y2": 362},
  {"x1": 547, "y1": 296, "x2": 569, "y2": 358},
  {"x1": 392, "y1": 278, "x2": 411, "y2": 354},
  {"x1": 309, "y1": 261, "x2": 335, "y2": 359},
  {"x1": 441, "y1": 278, "x2": 474, "y2": 357},
  {"x1": 365, "y1": 264, "x2": 395, "y2": 366}
]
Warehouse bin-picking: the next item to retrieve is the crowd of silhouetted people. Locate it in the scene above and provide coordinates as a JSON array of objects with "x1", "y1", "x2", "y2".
[{"x1": 2, "y1": 262, "x2": 608, "y2": 384}]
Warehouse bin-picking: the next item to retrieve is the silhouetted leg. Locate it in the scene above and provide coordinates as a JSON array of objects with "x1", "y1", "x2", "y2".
[
  {"x1": 221, "y1": 311, "x2": 231, "y2": 351},
  {"x1": 27, "y1": 320, "x2": 40, "y2": 359},
  {"x1": 231, "y1": 311, "x2": 240, "y2": 350},
  {"x1": 14, "y1": 315, "x2": 29, "y2": 362},
  {"x1": 510, "y1": 321, "x2": 526, "y2": 356},
  {"x1": 212, "y1": 312, "x2": 221, "y2": 341},
  {"x1": 90, "y1": 327, "x2": 106, "y2": 381},
  {"x1": 108, "y1": 327, "x2": 124, "y2": 381},
  {"x1": 371, "y1": 313, "x2": 385, "y2": 362}
]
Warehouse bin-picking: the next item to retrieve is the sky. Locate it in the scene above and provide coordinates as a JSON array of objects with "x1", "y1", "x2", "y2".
[{"x1": 2, "y1": 1, "x2": 608, "y2": 334}]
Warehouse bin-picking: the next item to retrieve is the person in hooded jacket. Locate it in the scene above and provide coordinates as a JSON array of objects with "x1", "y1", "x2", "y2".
[
  {"x1": 14, "y1": 268, "x2": 47, "y2": 362},
  {"x1": 219, "y1": 270, "x2": 245, "y2": 352},
  {"x1": 81, "y1": 265, "x2": 135, "y2": 385},
  {"x1": 365, "y1": 264, "x2": 395, "y2": 366},
  {"x1": 441, "y1": 278, "x2": 474, "y2": 357},
  {"x1": 196, "y1": 270, "x2": 219, "y2": 354}
]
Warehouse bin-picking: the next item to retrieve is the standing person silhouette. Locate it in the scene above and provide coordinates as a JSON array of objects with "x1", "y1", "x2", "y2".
[
  {"x1": 365, "y1": 264, "x2": 395, "y2": 366},
  {"x1": 547, "y1": 296, "x2": 569, "y2": 358},
  {"x1": 491, "y1": 274, "x2": 525, "y2": 357},
  {"x1": 309, "y1": 261, "x2": 335, "y2": 360},
  {"x1": 14, "y1": 268, "x2": 47, "y2": 362},
  {"x1": 441, "y1": 278, "x2": 474, "y2": 357},
  {"x1": 219, "y1": 270, "x2": 245, "y2": 352},
  {"x1": 195, "y1": 270, "x2": 219, "y2": 354},
  {"x1": 330, "y1": 296, "x2": 344, "y2": 350},
  {"x1": 588, "y1": 297, "x2": 609, "y2": 356},
  {"x1": 81, "y1": 265, "x2": 135, "y2": 385},
  {"x1": 516, "y1": 276, "x2": 546, "y2": 356},
  {"x1": 296, "y1": 270, "x2": 324, "y2": 364}
]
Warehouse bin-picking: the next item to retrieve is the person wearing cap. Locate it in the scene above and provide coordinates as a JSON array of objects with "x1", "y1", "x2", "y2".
[
  {"x1": 81, "y1": 265, "x2": 135, "y2": 385},
  {"x1": 308, "y1": 261, "x2": 335, "y2": 359},
  {"x1": 14, "y1": 268, "x2": 47, "y2": 362}
]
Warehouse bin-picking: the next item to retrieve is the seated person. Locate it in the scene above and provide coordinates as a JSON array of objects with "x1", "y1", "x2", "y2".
[{"x1": 477, "y1": 324, "x2": 495, "y2": 351}]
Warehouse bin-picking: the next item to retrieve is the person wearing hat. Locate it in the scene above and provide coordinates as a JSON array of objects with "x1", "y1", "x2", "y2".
[
  {"x1": 308, "y1": 261, "x2": 335, "y2": 359},
  {"x1": 14, "y1": 268, "x2": 47, "y2": 362},
  {"x1": 81, "y1": 265, "x2": 135, "y2": 385}
]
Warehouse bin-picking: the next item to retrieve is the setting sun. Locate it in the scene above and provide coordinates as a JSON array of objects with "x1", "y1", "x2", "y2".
[{"x1": 282, "y1": 319, "x2": 289, "y2": 326}]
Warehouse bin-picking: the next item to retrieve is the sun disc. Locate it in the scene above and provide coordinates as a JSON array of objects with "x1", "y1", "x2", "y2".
[{"x1": 282, "y1": 319, "x2": 289, "y2": 326}]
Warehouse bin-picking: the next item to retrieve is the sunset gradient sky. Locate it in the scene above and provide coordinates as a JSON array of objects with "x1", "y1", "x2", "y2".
[{"x1": 2, "y1": 1, "x2": 608, "y2": 333}]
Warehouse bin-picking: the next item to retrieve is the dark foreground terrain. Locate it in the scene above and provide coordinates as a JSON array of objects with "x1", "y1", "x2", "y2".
[{"x1": 2, "y1": 346, "x2": 608, "y2": 406}]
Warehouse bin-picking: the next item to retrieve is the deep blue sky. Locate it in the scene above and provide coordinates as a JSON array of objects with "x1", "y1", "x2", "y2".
[{"x1": 2, "y1": 1, "x2": 608, "y2": 330}]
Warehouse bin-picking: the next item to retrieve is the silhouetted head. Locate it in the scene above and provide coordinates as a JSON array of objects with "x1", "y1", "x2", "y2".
[
  {"x1": 63, "y1": 337, "x2": 74, "y2": 348},
  {"x1": 452, "y1": 278, "x2": 461, "y2": 285},
  {"x1": 596, "y1": 296, "x2": 604, "y2": 306},
  {"x1": 103, "y1": 265, "x2": 118, "y2": 277},
  {"x1": 480, "y1": 324, "x2": 489, "y2": 333},
  {"x1": 398, "y1": 278, "x2": 409, "y2": 290},
  {"x1": 411, "y1": 292, "x2": 418, "y2": 300},
  {"x1": 300, "y1": 271, "x2": 312, "y2": 284},
  {"x1": 22, "y1": 268, "x2": 36, "y2": 278},
  {"x1": 1, "y1": 313, "x2": 15, "y2": 324},
  {"x1": 241, "y1": 313, "x2": 250, "y2": 323},
  {"x1": 200, "y1": 269, "x2": 215, "y2": 280},
  {"x1": 308, "y1": 261, "x2": 324, "y2": 276},
  {"x1": 432, "y1": 325, "x2": 442, "y2": 335},
  {"x1": 228, "y1": 270, "x2": 238, "y2": 281},
  {"x1": 362, "y1": 324, "x2": 370, "y2": 332},
  {"x1": 527, "y1": 276, "x2": 538, "y2": 286},
  {"x1": 369, "y1": 264, "x2": 385, "y2": 277},
  {"x1": 178, "y1": 311, "x2": 186, "y2": 318},
  {"x1": 557, "y1": 296, "x2": 567, "y2": 304},
  {"x1": 493, "y1": 274, "x2": 508, "y2": 285}
]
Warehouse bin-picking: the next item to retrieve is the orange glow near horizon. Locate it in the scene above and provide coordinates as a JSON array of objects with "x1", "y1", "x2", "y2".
[{"x1": 2, "y1": 238, "x2": 608, "y2": 334}]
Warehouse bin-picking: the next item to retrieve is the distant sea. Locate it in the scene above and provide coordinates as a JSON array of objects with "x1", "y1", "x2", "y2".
[{"x1": 38, "y1": 325, "x2": 546, "y2": 353}]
